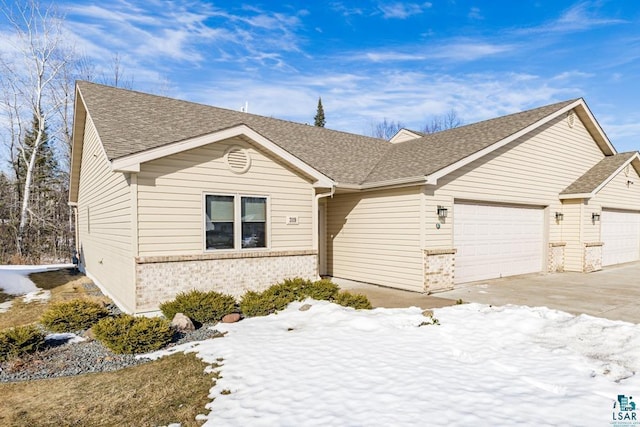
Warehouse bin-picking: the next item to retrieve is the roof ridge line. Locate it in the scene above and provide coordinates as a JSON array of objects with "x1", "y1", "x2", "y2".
[{"x1": 77, "y1": 80, "x2": 388, "y2": 144}]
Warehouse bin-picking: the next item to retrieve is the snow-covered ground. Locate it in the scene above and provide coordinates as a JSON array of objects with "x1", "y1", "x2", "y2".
[
  {"x1": 0, "y1": 264, "x2": 74, "y2": 312},
  {"x1": 2, "y1": 264, "x2": 637, "y2": 425},
  {"x1": 146, "y1": 300, "x2": 640, "y2": 427}
]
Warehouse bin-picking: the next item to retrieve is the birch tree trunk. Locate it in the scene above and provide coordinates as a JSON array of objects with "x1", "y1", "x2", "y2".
[{"x1": 0, "y1": 0, "x2": 72, "y2": 256}]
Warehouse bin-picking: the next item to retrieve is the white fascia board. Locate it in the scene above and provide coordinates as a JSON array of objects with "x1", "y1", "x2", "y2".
[
  {"x1": 559, "y1": 193, "x2": 592, "y2": 200},
  {"x1": 423, "y1": 100, "x2": 583, "y2": 186},
  {"x1": 576, "y1": 100, "x2": 617, "y2": 155},
  {"x1": 110, "y1": 124, "x2": 334, "y2": 188},
  {"x1": 390, "y1": 129, "x2": 423, "y2": 143}
]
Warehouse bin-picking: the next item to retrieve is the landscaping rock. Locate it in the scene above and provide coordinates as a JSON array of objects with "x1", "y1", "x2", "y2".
[
  {"x1": 222, "y1": 313, "x2": 241, "y2": 323},
  {"x1": 171, "y1": 313, "x2": 195, "y2": 332},
  {"x1": 421, "y1": 309, "x2": 434, "y2": 317},
  {"x1": 83, "y1": 327, "x2": 96, "y2": 341},
  {"x1": 298, "y1": 304, "x2": 312, "y2": 312},
  {"x1": 0, "y1": 323, "x2": 223, "y2": 383}
]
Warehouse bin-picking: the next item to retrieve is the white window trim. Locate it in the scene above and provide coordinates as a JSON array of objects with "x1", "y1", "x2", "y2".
[{"x1": 202, "y1": 192, "x2": 271, "y2": 252}]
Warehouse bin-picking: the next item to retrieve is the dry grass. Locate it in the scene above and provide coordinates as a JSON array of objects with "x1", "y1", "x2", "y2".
[
  {"x1": 0, "y1": 269, "x2": 107, "y2": 330},
  {"x1": 0, "y1": 352, "x2": 215, "y2": 426},
  {"x1": 0, "y1": 269, "x2": 218, "y2": 426},
  {"x1": 0, "y1": 290, "x2": 12, "y2": 304}
]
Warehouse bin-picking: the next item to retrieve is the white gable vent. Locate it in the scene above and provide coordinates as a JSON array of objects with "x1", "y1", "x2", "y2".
[
  {"x1": 566, "y1": 110, "x2": 575, "y2": 128},
  {"x1": 225, "y1": 146, "x2": 251, "y2": 174}
]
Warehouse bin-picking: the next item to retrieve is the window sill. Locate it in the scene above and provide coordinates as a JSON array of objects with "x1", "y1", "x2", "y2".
[{"x1": 136, "y1": 249, "x2": 317, "y2": 264}]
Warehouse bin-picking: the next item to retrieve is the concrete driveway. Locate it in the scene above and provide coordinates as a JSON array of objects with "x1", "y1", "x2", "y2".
[{"x1": 332, "y1": 261, "x2": 640, "y2": 323}]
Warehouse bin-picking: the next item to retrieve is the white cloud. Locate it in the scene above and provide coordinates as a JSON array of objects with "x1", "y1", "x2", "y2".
[
  {"x1": 355, "y1": 40, "x2": 514, "y2": 64},
  {"x1": 427, "y1": 41, "x2": 514, "y2": 61},
  {"x1": 184, "y1": 69, "x2": 581, "y2": 139},
  {"x1": 468, "y1": 7, "x2": 483, "y2": 20},
  {"x1": 551, "y1": 70, "x2": 594, "y2": 81},
  {"x1": 555, "y1": 1, "x2": 626, "y2": 30},
  {"x1": 64, "y1": 2, "x2": 224, "y2": 64},
  {"x1": 377, "y1": 2, "x2": 432, "y2": 19},
  {"x1": 517, "y1": 1, "x2": 627, "y2": 34},
  {"x1": 601, "y1": 120, "x2": 640, "y2": 149},
  {"x1": 363, "y1": 52, "x2": 426, "y2": 62},
  {"x1": 330, "y1": 3, "x2": 364, "y2": 17}
]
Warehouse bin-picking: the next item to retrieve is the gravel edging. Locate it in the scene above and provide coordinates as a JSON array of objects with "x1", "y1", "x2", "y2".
[{"x1": 0, "y1": 325, "x2": 223, "y2": 383}]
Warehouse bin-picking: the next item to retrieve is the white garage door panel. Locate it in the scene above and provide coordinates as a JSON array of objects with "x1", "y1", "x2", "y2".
[
  {"x1": 602, "y1": 210, "x2": 640, "y2": 266},
  {"x1": 454, "y1": 203, "x2": 544, "y2": 283}
]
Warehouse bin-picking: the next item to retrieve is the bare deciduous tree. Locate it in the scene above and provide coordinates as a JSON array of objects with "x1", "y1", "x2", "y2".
[
  {"x1": 0, "y1": 0, "x2": 73, "y2": 256},
  {"x1": 422, "y1": 109, "x2": 463, "y2": 134},
  {"x1": 369, "y1": 118, "x2": 405, "y2": 140},
  {"x1": 100, "y1": 52, "x2": 134, "y2": 89}
]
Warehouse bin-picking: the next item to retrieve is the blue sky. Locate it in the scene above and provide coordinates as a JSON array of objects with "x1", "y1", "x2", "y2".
[{"x1": 6, "y1": 0, "x2": 640, "y2": 151}]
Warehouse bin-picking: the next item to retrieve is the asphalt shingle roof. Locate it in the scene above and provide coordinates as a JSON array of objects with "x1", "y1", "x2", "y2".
[
  {"x1": 77, "y1": 81, "x2": 390, "y2": 184},
  {"x1": 560, "y1": 152, "x2": 637, "y2": 195},
  {"x1": 77, "y1": 81, "x2": 580, "y2": 186},
  {"x1": 363, "y1": 99, "x2": 578, "y2": 183}
]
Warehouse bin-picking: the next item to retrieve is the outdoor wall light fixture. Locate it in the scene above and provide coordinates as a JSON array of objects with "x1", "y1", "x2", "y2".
[
  {"x1": 592, "y1": 212, "x2": 601, "y2": 222},
  {"x1": 555, "y1": 212, "x2": 564, "y2": 221},
  {"x1": 437, "y1": 206, "x2": 448, "y2": 218}
]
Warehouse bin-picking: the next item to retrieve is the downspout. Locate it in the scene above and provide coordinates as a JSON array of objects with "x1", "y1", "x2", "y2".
[
  {"x1": 312, "y1": 186, "x2": 335, "y2": 276},
  {"x1": 68, "y1": 202, "x2": 79, "y2": 263}
]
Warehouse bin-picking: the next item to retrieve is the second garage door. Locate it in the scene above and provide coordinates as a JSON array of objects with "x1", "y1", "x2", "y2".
[
  {"x1": 454, "y1": 202, "x2": 544, "y2": 283},
  {"x1": 601, "y1": 209, "x2": 640, "y2": 266}
]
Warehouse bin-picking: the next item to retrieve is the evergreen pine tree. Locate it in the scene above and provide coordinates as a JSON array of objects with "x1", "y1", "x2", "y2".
[
  {"x1": 14, "y1": 115, "x2": 62, "y2": 257},
  {"x1": 314, "y1": 97, "x2": 326, "y2": 127},
  {"x1": 16, "y1": 115, "x2": 60, "y2": 206}
]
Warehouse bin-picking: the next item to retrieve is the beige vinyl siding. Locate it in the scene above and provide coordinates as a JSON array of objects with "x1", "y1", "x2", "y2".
[
  {"x1": 327, "y1": 187, "x2": 423, "y2": 291},
  {"x1": 591, "y1": 166, "x2": 640, "y2": 211},
  {"x1": 430, "y1": 113, "x2": 605, "y2": 256},
  {"x1": 591, "y1": 165, "x2": 640, "y2": 266},
  {"x1": 77, "y1": 116, "x2": 134, "y2": 312},
  {"x1": 136, "y1": 138, "x2": 314, "y2": 256},
  {"x1": 561, "y1": 199, "x2": 583, "y2": 271},
  {"x1": 563, "y1": 164, "x2": 640, "y2": 270},
  {"x1": 423, "y1": 192, "x2": 454, "y2": 249},
  {"x1": 582, "y1": 204, "x2": 601, "y2": 243}
]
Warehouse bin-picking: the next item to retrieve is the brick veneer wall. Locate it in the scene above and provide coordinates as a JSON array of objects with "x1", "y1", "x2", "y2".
[
  {"x1": 583, "y1": 242, "x2": 603, "y2": 273},
  {"x1": 135, "y1": 250, "x2": 318, "y2": 312},
  {"x1": 423, "y1": 249, "x2": 456, "y2": 293},
  {"x1": 547, "y1": 242, "x2": 566, "y2": 273}
]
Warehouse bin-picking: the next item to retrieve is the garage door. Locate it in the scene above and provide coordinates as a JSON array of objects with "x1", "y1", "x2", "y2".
[
  {"x1": 601, "y1": 209, "x2": 640, "y2": 266},
  {"x1": 454, "y1": 202, "x2": 544, "y2": 283}
]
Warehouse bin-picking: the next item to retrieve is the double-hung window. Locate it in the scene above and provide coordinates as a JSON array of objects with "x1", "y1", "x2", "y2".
[{"x1": 205, "y1": 194, "x2": 267, "y2": 250}]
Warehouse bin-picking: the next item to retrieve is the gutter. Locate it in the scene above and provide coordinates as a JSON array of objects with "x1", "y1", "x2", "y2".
[
  {"x1": 336, "y1": 176, "x2": 428, "y2": 191},
  {"x1": 313, "y1": 186, "x2": 335, "y2": 274},
  {"x1": 67, "y1": 202, "x2": 79, "y2": 255}
]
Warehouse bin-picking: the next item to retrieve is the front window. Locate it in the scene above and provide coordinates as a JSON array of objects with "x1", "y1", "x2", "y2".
[
  {"x1": 241, "y1": 197, "x2": 266, "y2": 248},
  {"x1": 206, "y1": 195, "x2": 234, "y2": 249},
  {"x1": 205, "y1": 194, "x2": 267, "y2": 250}
]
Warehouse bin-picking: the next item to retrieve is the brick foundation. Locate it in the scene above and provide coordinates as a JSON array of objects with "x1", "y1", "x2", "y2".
[
  {"x1": 423, "y1": 249, "x2": 456, "y2": 293},
  {"x1": 583, "y1": 242, "x2": 603, "y2": 273},
  {"x1": 547, "y1": 242, "x2": 566, "y2": 273},
  {"x1": 135, "y1": 250, "x2": 318, "y2": 312}
]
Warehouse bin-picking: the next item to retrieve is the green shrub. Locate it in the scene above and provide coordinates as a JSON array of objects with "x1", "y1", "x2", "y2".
[
  {"x1": 93, "y1": 314, "x2": 174, "y2": 354},
  {"x1": 159, "y1": 290, "x2": 237, "y2": 324},
  {"x1": 239, "y1": 289, "x2": 287, "y2": 317},
  {"x1": 303, "y1": 279, "x2": 339, "y2": 300},
  {"x1": 333, "y1": 291, "x2": 372, "y2": 310},
  {"x1": 40, "y1": 299, "x2": 109, "y2": 332},
  {"x1": 239, "y1": 281, "x2": 304, "y2": 317},
  {"x1": 240, "y1": 278, "x2": 343, "y2": 317},
  {"x1": 0, "y1": 324, "x2": 46, "y2": 361}
]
